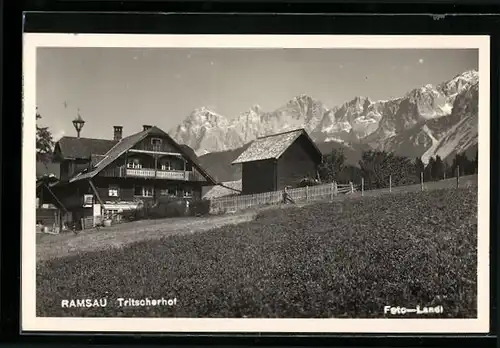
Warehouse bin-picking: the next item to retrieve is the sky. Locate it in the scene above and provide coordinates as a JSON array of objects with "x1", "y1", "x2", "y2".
[{"x1": 36, "y1": 47, "x2": 478, "y2": 141}]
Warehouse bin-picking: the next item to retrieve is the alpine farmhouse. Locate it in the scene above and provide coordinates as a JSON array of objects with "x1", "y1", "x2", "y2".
[{"x1": 36, "y1": 122, "x2": 217, "y2": 229}]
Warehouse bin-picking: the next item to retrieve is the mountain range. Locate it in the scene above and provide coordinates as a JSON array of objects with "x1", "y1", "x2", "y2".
[{"x1": 169, "y1": 70, "x2": 479, "y2": 182}]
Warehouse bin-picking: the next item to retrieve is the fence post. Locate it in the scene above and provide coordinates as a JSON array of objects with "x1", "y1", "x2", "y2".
[
  {"x1": 389, "y1": 175, "x2": 392, "y2": 193},
  {"x1": 361, "y1": 177, "x2": 364, "y2": 196},
  {"x1": 306, "y1": 185, "x2": 309, "y2": 202},
  {"x1": 80, "y1": 218, "x2": 85, "y2": 231},
  {"x1": 456, "y1": 165, "x2": 460, "y2": 188},
  {"x1": 330, "y1": 182, "x2": 334, "y2": 201},
  {"x1": 350, "y1": 181, "x2": 354, "y2": 193},
  {"x1": 334, "y1": 181, "x2": 338, "y2": 196},
  {"x1": 420, "y1": 172, "x2": 424, "y2": 191}
]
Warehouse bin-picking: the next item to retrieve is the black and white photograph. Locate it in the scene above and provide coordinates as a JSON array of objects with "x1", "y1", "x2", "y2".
[{"x1": 22, "y1": 34, "x2": 490, "y2": 333}]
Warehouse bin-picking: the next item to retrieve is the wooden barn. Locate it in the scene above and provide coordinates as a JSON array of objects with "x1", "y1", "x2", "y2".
[{"x1": 232, "y1": 129, "x2": 323, "y2": 195}]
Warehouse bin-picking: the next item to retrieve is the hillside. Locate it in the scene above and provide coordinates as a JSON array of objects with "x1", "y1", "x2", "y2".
[{"x1": 37, "y1": 187, "x2": 477, "y2": 318}]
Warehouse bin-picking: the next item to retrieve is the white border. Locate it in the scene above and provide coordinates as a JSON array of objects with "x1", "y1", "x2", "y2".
[{"x1": 22, "y1": 34, "x2": 491, "y2": 333}]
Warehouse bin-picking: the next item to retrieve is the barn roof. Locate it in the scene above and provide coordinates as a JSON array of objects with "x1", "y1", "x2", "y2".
[
  {"x1": 232, "y1": 128, "x2": 322, "y2": 164},
  {"x1": 69, "y1": 126, "x2": 217, "y2": 185},
  {"x1": 202, "y1": 180, "x2": 242, "y2": 199},
  {"x1": 55, "y1": 136, "x2": 117, "y2": 160}
]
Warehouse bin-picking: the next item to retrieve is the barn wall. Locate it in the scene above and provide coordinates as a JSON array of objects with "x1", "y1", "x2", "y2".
[
  {"x1": 241, "y1": 159, "x2": 276, "y2": 194},
  {"x1": 277, "y1": 136, "x2": 319, "y2": 190}
]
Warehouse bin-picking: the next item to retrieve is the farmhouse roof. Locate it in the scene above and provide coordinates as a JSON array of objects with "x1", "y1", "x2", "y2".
[
  {"x1": 69, "y1": 126, "x2": 217, "y2": 185},
  {"x1": 231, "y1": 128, "x2": 322, "y2": 164},
  {"x1": 90, "y1": 154, "x2": 106, "y2": 166},
  {"x1": 55, "y1": 136, "x2": 117, "y2": 160}
]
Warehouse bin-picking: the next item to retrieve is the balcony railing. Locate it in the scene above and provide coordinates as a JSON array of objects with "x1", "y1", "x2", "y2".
[
  {"x1": 126, "y1": 168, "x2": 156, "y2": 178},
  {"x1": 100, "y1": 166, "x2": 206, "y2": 181},
  {"x1": 156, "y1": 170, "x2": 186, "y2": 180}
]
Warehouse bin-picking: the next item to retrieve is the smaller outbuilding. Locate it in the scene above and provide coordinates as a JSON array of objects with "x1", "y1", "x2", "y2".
[{"x1": 232, "y1": 129, "x2": 323, "y2": 195}]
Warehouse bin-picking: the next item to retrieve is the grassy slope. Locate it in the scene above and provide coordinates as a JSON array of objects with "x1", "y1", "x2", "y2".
[{"x1": 37, "y1": 186, "x2": 477, "y2": 318}]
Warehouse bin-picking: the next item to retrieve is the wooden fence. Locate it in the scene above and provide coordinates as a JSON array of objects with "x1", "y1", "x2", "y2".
[
  {"x1": 209, "y1": 171, "x2": 478, "y2": 214},
  {"x1": 209, "y1": 182, "x2": 355, "y2": 214}
]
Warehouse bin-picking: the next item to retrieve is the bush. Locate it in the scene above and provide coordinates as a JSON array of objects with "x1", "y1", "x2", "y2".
[
  {"x1": 37, "y1": 187, "x2": 477, "y2": 318},
  {"x1": 128, "y1": 197, "x2": 212, "y2": 220},
  {"x1": 189, "y1": 198, "x2": 211, "y2": 216}
]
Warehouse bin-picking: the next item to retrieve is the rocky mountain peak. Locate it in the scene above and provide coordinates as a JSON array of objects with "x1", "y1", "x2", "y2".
[{"x1": 170, "y1": 70, "x2": 479, "y2": 162}]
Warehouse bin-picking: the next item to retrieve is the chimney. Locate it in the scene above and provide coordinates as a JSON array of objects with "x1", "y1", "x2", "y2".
[
  {"x1": 113, "y1": 126, "x2": 123, "y2": 141},
  {"x1": 143, "y1": 125, "x2": 152, "y2": 131}
]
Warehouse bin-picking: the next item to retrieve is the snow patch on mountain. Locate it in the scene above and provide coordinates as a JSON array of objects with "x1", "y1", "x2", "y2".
[{"x1": 420, "y1": 125, "x2": 440, "y2": 164}]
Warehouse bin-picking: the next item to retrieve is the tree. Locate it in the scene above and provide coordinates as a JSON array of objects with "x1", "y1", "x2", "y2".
[
  {"x1": 424, "y1": 157, "x2": 435, "y2": 181},
  {"x1": 359, "y1": 150, "x2": 417, "y2": 190},
  {"x1": 443, "y1": 160, "x2": 451, "y2": 179},
  {"x1": 318, "y1": 148, "x2": 346, "y2": 183},
  {"x1": 432, "y1": 155, "x2": 445, "y2": 180},
  {"x1": 474, "y1": 150, "x2": 479, "y2": 174},
  {"x1": 336, "y1": 165, "x2": 362, "y2": 185},
  {"x1": 36, "y1": 108, "x2": 54, "y2": 163},
  {"x1": 451, "y1": 152, "x2": 474, "y2": 176}
]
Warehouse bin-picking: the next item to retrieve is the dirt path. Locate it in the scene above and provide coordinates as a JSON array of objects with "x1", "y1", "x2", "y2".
[{"x1": 36, "y1": 211, "x2": 257, "y2": 262}]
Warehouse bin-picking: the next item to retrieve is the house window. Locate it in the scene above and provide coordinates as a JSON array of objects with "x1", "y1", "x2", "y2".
[
  {"x1": 83, "y1": 194, "x2": 94, "y2": 206},
  {"x1": 160, "y1": 160, "x2": 172, "y2": 171},
  {"x1": 160, "y1": 187, "x2": 177, "y2": 197},
  {"x1": 108, "y1": 185, "x2": 119, "y2": 197},
  {"x1": 127, "y1": 158, "x2": 143, "y2": 169},
  {"x1": 183, "y1": 187, "x2": 193, "y2": 198},
  {"x1": 143, "y1": 186, "x2": 154, "y2": 197},
  {"x1": 151, "y1": 138, "x2": 162, "y2": 151},
  {"x1": 134, "y1": 185, "x2": 154, "y2": 197}
]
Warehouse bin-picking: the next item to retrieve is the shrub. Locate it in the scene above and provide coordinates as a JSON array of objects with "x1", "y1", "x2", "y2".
[
  {"x1": 130, "y1": 197, "x2": 212, "y2": 219},
  {"x1": 189, "y1": 198, "x2": 211, "y2": 216}
]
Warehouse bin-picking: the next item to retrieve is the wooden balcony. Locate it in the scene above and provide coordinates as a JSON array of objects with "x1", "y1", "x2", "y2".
[{"x1": 100, "y1": 166, "x2": 206, "y2": 181}]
